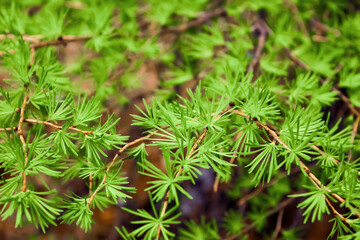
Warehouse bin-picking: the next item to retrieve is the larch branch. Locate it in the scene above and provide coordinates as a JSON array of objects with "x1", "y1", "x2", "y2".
[
  {"x1": 155, "y1": 128, "x2": 209, "y2": 240},
  {"x1": 229, "y1": 109, "x2": 360, "y2": 220},
  {"x1": 87, "y1": 131, "x2": 157, "y2": 206},
  {"x1": 284, "y1": 48, "x2": 360, "y2": 117}
]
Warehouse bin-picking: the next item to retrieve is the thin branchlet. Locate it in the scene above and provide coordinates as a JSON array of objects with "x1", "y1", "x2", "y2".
[
  {"x1": 24, "y1": 119, "x2": 94, "y2": 135},
  {"x1": 155, "y1": 112, "x2": 227, "y2": 240},
  {"x1": 87, "y1": 131, "x2": 157, "y2": 206},
  {"x1": 19, "y1": 94, "x2": 28, "y2": 192}
]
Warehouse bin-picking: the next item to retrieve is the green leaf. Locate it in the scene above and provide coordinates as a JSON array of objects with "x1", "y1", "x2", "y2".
[
  {"x1": 223, "y1": 210, "x2": 244, "y2": 236},
  {"x1": 60, "y1": 195, "x2": 93, "y2": 232},
  {"x1": 290, "y1": 187, "x2": 330, "y2": 223},
  {"x1": 104, "y1": 168, "x2": 136, "y2": 203},
  {"x1": 122, "y1": 204, "x2": 181, "y2": 240},
  {"x1": 0, "y1": 190, "x2": 61, "y2": 233},
  {"x1": 140, "y1": 153, "x2": 192, "y2": 206},
  {"x1": 51, "y1": 130, "x2": 78, "y2": 157},
  {"x1": 178, "y1": 218, "x2": 220, "y2": 240},
  {"x1": 245, "y1": 141, "x2": 278, "y2": 186},
  {"x1": 72, "y1": 95, "x2": 101, "y2": 127},
  {"x1": 46, "y1": 93, "x2": 73, "y2": 122}
]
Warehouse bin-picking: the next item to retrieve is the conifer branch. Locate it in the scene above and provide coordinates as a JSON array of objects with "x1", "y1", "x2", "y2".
[
  {"x1": 284, "y1": 48, "x2": 360, "y2": 117},
  {"x1": 310, "y1": 145, "x2": 340, "y2": 165},
  {"x1": 1, "y1": 1, "x2": 360, "y2": 237},
  {"x1": 228, "y1": 109, "x2": 360, "y2": 220},
  {"x1": 156, "y1": 128, "x2": 208, "y2": 240},
  {"x1": 87, "y1": 131, "x2": 157, "y2": 206},
  {"x1": 311, "y1": 144, "x2": 360, "y2": 176},
  {"x1": 154, "y1": 109, "x2": 229, "y2": 239}
]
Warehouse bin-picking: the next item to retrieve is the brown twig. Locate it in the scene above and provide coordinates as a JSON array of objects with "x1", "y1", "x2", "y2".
[
  {"x1": 19, "y1": 94, "x2": 29, "y2": 192},
  {"x1": 222, "y1": 235, "x2": 238, "y2": 240},
  {"x1": 0, "y1": 33, "x2": 41, "y2": 43},
  {"x1": 87, "y1": 132, "x2": 157, "y2": 206},
  {"x1": 283, "y1": 1, "x2": 309, "y2": 36},
  {"x1": 213, "y1": 175, "x2": 221, "y2": 193},
  {"x1": 236, "y1": 168, "x2": 301, "y2": 206},
  {"x1": 30, "y1": 47, "x2": 35, "y2": 66},
  {"x1": 24, "y1": 119, "x2": 94, "y2": 135},
  {"x1": 0, "y1": 35, "x2": 92, "y2": 58},
  {"x1": 237, "y1": 178, "x2": 279, "y2": 206},
  {"x1": 89, "y1": 173, "x2": 93, "y2": 195},
  {"x1": 213, "y1": 131, "x2": 243, "y2": 192},
  {"x1": 333, "y1": 88, "x2": 360, "y2": 117},
  {"x1": 247, "y1": 21, "x2": 268, "y2": 72},
  {"x1": 161, "y1": 7, "x2": 226, "y2": 33},
  {"x1": 246, "y1": 196, "x2": 296, "y2": 231},
  {"x1": 324, "y1": 63, "x2": 343, "y2": 84},
  {"x1": 273, "y1": 208, "x2": 284, "y2": 239},
  {"x1": 230, "y1": 195, "x2": 298, "y2": 239},
  {"x1": 325, "y1": 196, "x2": 348, "y2": 223},
  {"x1": 0, "y1": 126, "x2": 17, "y2": 132},
  {"x1": 108, "y1": 68, "x2": 125, "y2": 83},
  {"x1": 283, "y1": 47, "x2": 311, "y2": 71},
  {"x1": 348, "y1": 115, "x2": 360, "y2": 161},
  {"x1": 65, "y1": 1, "x2": 86, "y2": 9},
  {"x1": 30, "y1": 35, "x2": 92, "y2": 49},
  {"x1": 311, "y1": 19, "x2": 341, "y2": 37},
  {"x1": 85, "y1": 159, "x2": 93, "y2": 195},
  {"x1": 155, "y1": 129, "x2": 208, "y2": 240}
]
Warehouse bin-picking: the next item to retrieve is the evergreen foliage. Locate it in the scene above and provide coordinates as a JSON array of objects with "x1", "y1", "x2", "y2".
[{"x1": 0, "y1": 0, "x2": 360, "y2": 239}]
